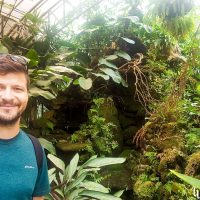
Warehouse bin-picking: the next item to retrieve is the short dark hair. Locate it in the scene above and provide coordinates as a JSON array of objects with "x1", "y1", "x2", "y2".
[{"x1": 0, "y1": 54, "x2": 29, "y2": 88}]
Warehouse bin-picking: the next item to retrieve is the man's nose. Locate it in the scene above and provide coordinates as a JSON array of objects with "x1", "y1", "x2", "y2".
[{"x1": 1, "y1": 88, "x2": 14, "y2": 101}]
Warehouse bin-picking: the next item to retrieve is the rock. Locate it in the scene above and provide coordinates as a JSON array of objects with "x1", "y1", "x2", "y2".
[
  {"x1": 99, "y1": 97, "x2": 123, "y2": 155},
  {"x1": 118, "y1": 114, "x2": 137, "y2": 129},
  {"x1": 101, "y1": 164, "x2": 132, "y2": 190},
  {"x1": 134, "y1": 179, "x2": 161, "y2": 199},
  {"x1": 123, "y1": 126, "x2": 140, "y2": 140},
  {"x1": 56, "y1": 141, "x2": 88, "y2": 152},
  {"x1": 149, "y1": 133, "x2": 185, "y2": 151},
  {"x1": 157, "y1": 148, "x2": 186, "y2": 181},
  {"x1": 185, "y1": 151, "x2": 200, "y2": 176},
  {"x1": 120, "y1": 149, "x2": 141, "y2": 171}
]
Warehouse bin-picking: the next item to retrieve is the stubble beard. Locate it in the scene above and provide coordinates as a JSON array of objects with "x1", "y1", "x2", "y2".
[
  {"x1": 0, "y1": 104, "x2": 25, "y2": 126},
  {"x1": 0, "y1": 112, "x2": 21, "y2": 125}
]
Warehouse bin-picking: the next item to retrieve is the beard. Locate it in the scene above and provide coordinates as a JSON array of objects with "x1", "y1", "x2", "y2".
[
  {"x1": 0, "y1": 112, "x2": 21, "y2": 125},
  {"x1": 0, "y1": 102, "x2": 25, "y2": 126}
]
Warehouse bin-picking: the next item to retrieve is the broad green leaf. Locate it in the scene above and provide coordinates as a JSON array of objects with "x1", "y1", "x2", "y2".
[
  {"x1": 67, "y1": 188, "x2": 84, "y2": 200},
  {"x1": 115, "y1": 50, "x2": 131, "y2": 61},
  {"x1": 65, "y1": 173, "x2": 87, "y2": 192},
  {"x1": 35, "y1": 76, "x2": 57, "y2": 87},
  {"x1": 79, "y1": 190, "x2": 122, "y2": 200},
  {"x1": 29, "y1": 87, "x2": 56, "y2": 100},
  {"x1": 121, "y1": 77, "x2": 128, "y2": 87},
  {"x1": 99, "y1": 58, "x2": 117, "y2": 69},
  {"x1": 63, "y1": 75, "x2": 72, "y2": 83},
  {"x1": 80, "y1": 181, "x2": 109, "y2": 193},
  {"x1": 73, "y1": 79, "x2": 79, "y2": 85},
  {"x1": 48, "y1": 168, "x2": 56, "y2": 177},
  {"x1": 83, "y1": 157, "x2": 126, "y2": 168},
  {"x1": 81, "y1": 155, "x2": 98, "y2": 168},
  {"x1": 121, "y1": 37, "x2": 135, "y2": 44},
  {"x1": 47, "y1": 154, "x2": 65, "y2": 173},
  {"x1": 26, "y1": 49, "x2": 39, "y2": 67},
  {"x1": 59, "y1": 172, "x2": 64, "y2": 183},
  {"x1": 76, "y1": 52, "x2": 91, "y2": 66},
  {"x1": 77, "y1": 168, "x2": 100, "y2": 177},
  {"x1": 105, "y1": 55, "x2": 118, "y2": 60},
  {"x1": 78, "y1": 77, "x2": 92, "y2": 90},
  {"x1": 170, "y1": 170, "x2": 200, "y2": 190},
  {"x1": 48, "y1": 172, "x2": 56, "y2": 185},
  {"x1": 70, "y1": 65, "x2": 91, "y2": 75},
  {"x1": 54, "y1": 189, "x2": 64, "y2": 198},
  {"x1": 62, "y1": 75, "x2": 73, "y2": 87},
  {"x1": 67, "y1": 153, "x2": 79, "y2": 181},
  {"x1": 45, "y1": 71, "x2": 63, "y2": 79},
  {"x1": 48, "y1": 66, "x2": 80, "y2": 75},
  {"x1": 100, "y1": 68, "x2": 121, "y2": 84},
  {"x1": 114, "y1": 190, "x2": 124, "y2": 197},
  {"x1": 48, "y1": 172, "x2": 56, "y2": 184},
  {"x1": 39, "y1": 138, "x2": 56, "y2": 155},
  {"x1": 91, "y1": 73, "x2": 110, "y2": 80}
]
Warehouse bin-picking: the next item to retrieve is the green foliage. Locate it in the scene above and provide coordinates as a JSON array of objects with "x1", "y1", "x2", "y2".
[
  {"x1": 185, "y1": 128, "x2": 200, "y2": 153},
  {"x1": 71, "y1": 98, "x2": 118, "y2": 155},
  {"x1": 150, "y1": 0, "x2": 193, "y2": 20},
  {"x1": 2, "y1": 1, "x2": 200, "y2": 199},
  {"x1": 23, "y1": 11, "x2": 44, "y2": 35},
  {"x1": 162, "y1": 181, "x2": 195, "y2": 200},
  {"x1": 144, "y1": 151, "x2": 158, "y2": 165},
  {"x1": 149, "y1": 0, "x2": 194, "y2": 39},
  {"x1": 39, "y1": 138, "x2": 56, "y2": 155},
  {"x1": 164, "y1": 16, "x2": 194, "y2": 39},
  {"x1": 171, "y1": 170, "x2": 200, "y2": 190},
  {"x1": 133, "y1": 173, "x2": 161, "y2": 199},
  {"x1": 45, "y1": 153, "x2": 125, "y2": 200}
]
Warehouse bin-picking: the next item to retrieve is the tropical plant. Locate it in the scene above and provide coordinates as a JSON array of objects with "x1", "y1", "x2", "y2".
[
  {"x1": 71, "y1": 98, "x2": 118, "y2": 155},
  {"x1": 45, "y1": 153, "x2": 125, "y2": 200},
  {"x1": 171, "y1": 170, "x2": 200, "y2": 191}
]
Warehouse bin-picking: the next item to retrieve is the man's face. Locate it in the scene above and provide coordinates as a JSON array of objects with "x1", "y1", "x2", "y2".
[{"x1": 0, "y1": 72, "x2": 28, "y2": 125}]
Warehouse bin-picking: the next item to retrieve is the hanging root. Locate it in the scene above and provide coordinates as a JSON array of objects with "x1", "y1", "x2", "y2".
[
  {"x1": 133, "y1": 62, "x2": 189, "y2": 149},
  {"x1": 118, "y1": 53, "x2": 154, "y2": 110}
]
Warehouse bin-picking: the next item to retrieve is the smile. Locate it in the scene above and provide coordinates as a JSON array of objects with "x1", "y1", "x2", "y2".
[{"x1": 0, "y1": 105, "x2": 18, "y2": 109}]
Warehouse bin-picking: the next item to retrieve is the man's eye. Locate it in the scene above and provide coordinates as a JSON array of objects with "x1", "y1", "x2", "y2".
[{"x1": 14, "y1": 87, "x2": 23, "y2": 91}]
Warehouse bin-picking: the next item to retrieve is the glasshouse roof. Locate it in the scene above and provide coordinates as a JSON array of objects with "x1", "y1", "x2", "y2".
[
  {"x1": 0, "y1": 0, "x2": 107, "y2": 38},
  {"x1": 1, "y1": 0, "x2": 199, "y2": 40}
]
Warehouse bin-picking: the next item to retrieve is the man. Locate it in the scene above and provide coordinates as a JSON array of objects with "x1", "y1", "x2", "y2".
[{"x1": 0, "y1": 54, "x2": 50, "y2": 200}]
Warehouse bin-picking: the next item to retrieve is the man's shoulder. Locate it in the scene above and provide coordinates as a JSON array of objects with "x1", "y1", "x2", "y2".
[
  {"x1": 26, "y1": 133, "x2": 44, "y2": 172},
  {"x1": 19, "y1": 130, "x2": 44, "y2": 171}
]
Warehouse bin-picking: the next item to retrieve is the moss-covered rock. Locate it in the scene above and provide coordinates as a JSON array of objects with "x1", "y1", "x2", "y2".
[
  {"x1": 99, "y1": 97, "x2": 123, "y2": 154},
  {"x1": 158, "y1": 148, "x2": 185, "y2": 181},
  {"x1": 56, "y1": 141, "x2": 88, "y2": 152},
  {"x1": 149, "y1": 133, "x2": 185, "y2": 151},
  {"x1": 120, "y1": 149, "x2": 141, "y2": 171},
  {"x1": 133, "y1": 179, "x2": 161, "y2": 199},
  {"x1": 101, "y1": 164, "x2": 133, "y2": 190},
  {"x1": 185, "y1": 151, "x2": 200, "y2": 176}
]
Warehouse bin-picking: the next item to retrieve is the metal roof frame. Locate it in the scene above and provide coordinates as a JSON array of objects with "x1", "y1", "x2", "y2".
[{"x1": 0, "y1": 0, "x2": 120, "y2": 39}]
